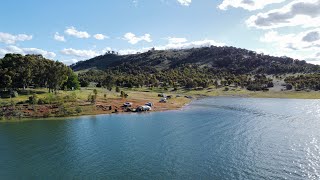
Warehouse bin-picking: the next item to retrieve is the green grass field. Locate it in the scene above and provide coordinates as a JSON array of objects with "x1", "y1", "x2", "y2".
[{"x1": 1, "y1": 86, "x2": 320, "y2": 108}]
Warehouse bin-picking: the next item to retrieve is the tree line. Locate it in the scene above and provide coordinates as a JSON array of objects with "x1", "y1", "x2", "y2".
[
  {"x1": 73, "y1": 46, "x2": 320, "y2": 92},
  {"x1": 285, "y1": 74, "x2": 320, "y2": 91},
  {"x1": 78, "y1": 65, "x2": 276, "y2": 91},
  {"x1": 0, "y1": 54, "x2": 80, "y2": 95}
]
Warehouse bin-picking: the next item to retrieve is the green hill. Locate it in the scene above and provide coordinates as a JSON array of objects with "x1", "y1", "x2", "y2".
[
  {"x1": 71, "y1": 46, "x2": 319, "y2": 74},
  {"x1": 71, "y1": 46, "x2": 320, "y2": 91}
]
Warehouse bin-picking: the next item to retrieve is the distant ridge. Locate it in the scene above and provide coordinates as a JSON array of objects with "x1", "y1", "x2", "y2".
[{"x1": 71, "y1": 46, "x2": 319, "y2": 74}]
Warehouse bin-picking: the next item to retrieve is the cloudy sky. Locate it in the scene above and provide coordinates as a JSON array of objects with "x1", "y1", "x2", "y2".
[{"x1": 0, "y1": 0, "x2": 320, "y2": 65}]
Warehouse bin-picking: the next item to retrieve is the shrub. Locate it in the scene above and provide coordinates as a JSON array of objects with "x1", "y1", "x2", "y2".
[
  {"x1": 37, "y1": 98, "x2": 48, "y2": 105},
  {"x1": 267, "y1": 82, "x2": 274, "y2": 88},
  {"x1": 28, "y1": 94, "x2": 38, "y2": 104},
  {"x1": 286, "y1": 84, "x2": 293, "y2": 90},
  {"x1": 11, "y1": 91, "x2": 19, "y2": 98},
  {"x1": 120, "y1": 91, "x2": 128, "y2": 98},
  {"x1": 96, "y1": 83, "x2": 102, "y2": 87},
  {"x1": 90, "y1": 95, "x2": 97, "y2": 104},
  {"x1": 116, "y1": 86, "x2": 120, "y2": 93},
  {"x1": 64, "y1": 92, "x2": 77, "y2": 102},
  {"x1": 75, "y1": 106, "x2": 82, "y2": 114},
  {"x1": 58, "y1": 105, "x2": 73, "y2": 116}
]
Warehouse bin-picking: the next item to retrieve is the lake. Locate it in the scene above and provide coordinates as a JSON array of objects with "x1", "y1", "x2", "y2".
[{"x1": 0, "y1": 97, "x2": 320, "y2": 179}]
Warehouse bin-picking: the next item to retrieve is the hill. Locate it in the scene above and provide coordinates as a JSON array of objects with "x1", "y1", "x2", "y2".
[
  {"x1": 71, "y1": 46, "x2": 320, "y2": 91},
  {"x1": 71, "y1": 46, "x2": 319, "y2": 74}
]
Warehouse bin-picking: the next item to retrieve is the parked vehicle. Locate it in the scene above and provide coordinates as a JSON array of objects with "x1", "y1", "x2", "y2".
[
  {"x1": 136, "y1": 105, "x2": 152, "y2": 112},
  {"x1": 123, "y1": 102, "x2": 133, "y2": 107},
  {"x1": 159, "y1": 98, "x2": 167, "y2": 103},
  {"x1": 145, "y1": 102, "x2": 153, "y2": 107}
]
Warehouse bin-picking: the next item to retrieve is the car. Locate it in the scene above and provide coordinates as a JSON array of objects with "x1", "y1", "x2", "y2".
[
  {"x1": 159, "y1": 98, "x2": 167, "y2": 103},
  {"x1": 123, "y1": 102, "x2": 133, "y2": 107},
  {"x1": 145, "y1": 102, "x2": 153, "y2": 107},
  {"x1": 137, "y1": 105, "x2": 152, "y2": 112}
]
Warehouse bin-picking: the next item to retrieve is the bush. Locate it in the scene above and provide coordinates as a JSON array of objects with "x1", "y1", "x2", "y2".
[
  {"x1": 58, "y1": 105, "x2": 73, "y2": 116},
  {"x1": 75, "y1": 106, "x2": 82, "y2": 114},
  {"x1": 90, "y1": 95, "x2": 97, "y2": 104},
  {"x1": 64, "y1": 92, "x2": 77, "y2": 102},
  {"x1": 267, "y1": 82, "x2": 274, "y2": 88},
  {"x1": 116, "y1": 86, "x2": 120, "y2": 93},
  {"x1": 96, "y1": 83, "x2": 102, "y2": 88},
  {"x1": 28, "y1": 94, "x2": 38, "y2": 104},
  {"x1": 286, "y1": 84, "x2": 293, "y2": 90},
  {"x1": 247, "y1": 84, "x2": 263, "y2": 91},
  {"x1": 120, "y1": 91, "x2": 128, "y2": 98},
  {"x1": 80, "y1": 79, "x2": 89, "y2": 87},
  {"x1": 224, "y1": 87, "x2": 229, "y2": 91},
  {"x1": 11, "y1": 91, "x2": 19, "y2": 98},
  {"x1": 37, "y1": 98, "x2": 48, "y2": 105}
]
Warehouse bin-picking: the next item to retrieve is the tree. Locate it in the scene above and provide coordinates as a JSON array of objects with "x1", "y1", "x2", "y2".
[
  {"x1": 93, "y1": 89, "x2": 98, "y2": 99},
  {"x1": 286, "y1": 84, "x2": 293, "y2": 90},
  {"x1": 0, "y1": 74, "x2": 12, "y2": 90},
  {"x1": 116, "y1": 86, "x2": 120, "y2": 93},
  {"x1": 47, "y1": 61, "x2": 69, "y2": 93},
  {"x1": 120, "y1": 91, "x2": 128, "y2": 98},
  {"x1": 63, "y1": 69, "x2": 80, "y2": 90},
  {"x1": 79, "y1": 78, "x2": 89, "y2": 87}
]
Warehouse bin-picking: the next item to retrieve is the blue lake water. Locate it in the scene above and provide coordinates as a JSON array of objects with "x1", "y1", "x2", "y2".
[{"x1": 0, "y1": 97, "x2": 320, "y2": 179}]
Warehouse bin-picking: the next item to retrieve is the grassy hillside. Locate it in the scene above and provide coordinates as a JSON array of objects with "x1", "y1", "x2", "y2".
[{"x1": 71, "y1": 46, "x2": 319, "y2": 74}]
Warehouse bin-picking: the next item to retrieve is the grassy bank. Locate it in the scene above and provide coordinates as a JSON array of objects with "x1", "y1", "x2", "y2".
[
  {"x1": 183, "y1": 88, "x2": 320, "y2": 99},
  {"x1": 0, "y1": 88, "x2": 191, "y2": 122},
  {"x1": 128, "y1": 86, "x2": 320, "y2": 99},
  {"x1": 1, "y1": 86, "x2": 320, "y2": 122}
]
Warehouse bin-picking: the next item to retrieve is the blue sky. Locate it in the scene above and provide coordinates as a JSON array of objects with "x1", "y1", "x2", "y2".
[{"x1": 0, "y1": 0, "x2": 320, "y2": 65}]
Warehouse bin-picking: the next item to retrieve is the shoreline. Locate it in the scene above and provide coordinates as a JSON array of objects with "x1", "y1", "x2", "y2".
[
  {"x1": 1, "y1": 88, "x2": 320, "y2": 123},
  {"x1": 0, "y1": 100, "x2": 192, "y2": 123}
]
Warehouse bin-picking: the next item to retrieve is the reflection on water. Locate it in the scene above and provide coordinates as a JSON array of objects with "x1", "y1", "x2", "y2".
[{"x1": 0, "y1": 97, "x2": 319, "y2": 179}]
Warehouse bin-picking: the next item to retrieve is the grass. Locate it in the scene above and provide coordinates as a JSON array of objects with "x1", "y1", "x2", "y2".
[
  {"x1": 1, "y1": 86, "x2": 320, "y2": 106},
  {"x1": 128, "y1": 86, "x2": 320, "y2": 99},
  {"x1": 1, "y1": 86, "x2": 320, "y2": 122},
  {"x1": 182, "y1": 87, "x2": 320, "y2": 99},
  {"x1": 0, "y1": 87, "x2": 191, "y2": 122}
]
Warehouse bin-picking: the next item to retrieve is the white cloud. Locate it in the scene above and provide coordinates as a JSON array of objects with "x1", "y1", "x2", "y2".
[
  {"x1": 177, "y1": 0, "x2": 191, "y2": 6},
  {"x1": 259, "y1": 29, "x2": 320, "y2": 63},
  {"x1": 54, "y1": 32, "x2": 66, "y2": 42},
  {"x1": 61, "y1": 59, "x2": 79, "y2": 65},
  {"x1": 118, "y1": 38, "x2": 225, "y2": 54},
  {"x1": 64, "y1": 26, "x2": 90, "y2": 38},
  {"x1": 123, "y1": 32, "x2": 152, "y2": 44},
  {"x1": 260, "y1": 29, "x2": 320, "y2": 50},
  {"x1": 158, "y1": 39, "x2": 224, "y2": 50},
  {"x1": 0, "y1": 32, "x2": 32, "y2": 44},
  {"x1": 246, "y1": 0, "x2": 320, "y2": 29},
  {"x1": 0, "y1": 45, "x2": 56, "y2": 59},
  {"x1": 218, "y1": 0, "x2": 286, "y2": 11},
  {"x1": 93, "y1": 34, "x2": 109, "y2": 40},
  {"x1": 167, "y1": 37, "x2": 188, "y2": 44},
  {"x1": 61, "y1": 48, "x2": 99, "y2": 59}
]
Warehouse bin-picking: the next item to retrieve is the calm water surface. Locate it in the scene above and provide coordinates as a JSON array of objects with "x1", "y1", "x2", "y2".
[{"x1": 0, "y1": 97, "x2": 320, "y2": 179}]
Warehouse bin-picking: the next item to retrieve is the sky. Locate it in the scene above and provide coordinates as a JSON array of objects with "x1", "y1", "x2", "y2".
[{"x1": 0, "y1": 0, "x2": 320, "y2": 65}]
